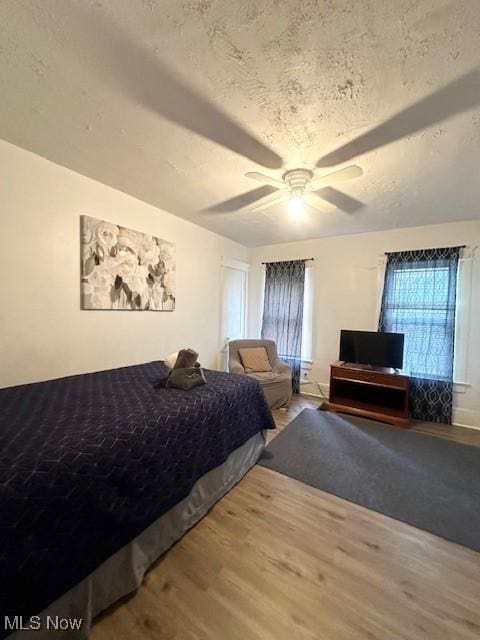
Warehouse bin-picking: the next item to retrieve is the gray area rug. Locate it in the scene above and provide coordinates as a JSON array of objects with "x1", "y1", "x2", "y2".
[{"x1": 259, "y1": 409, "x2": 480, "y2": 551}]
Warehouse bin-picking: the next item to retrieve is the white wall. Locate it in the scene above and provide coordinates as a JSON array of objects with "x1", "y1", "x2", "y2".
[
  {"x1": 248, "y1": 221, "x2": 480, "y2": 428},
  {"x1": 0, "y1": 140, "x2": 247, "y2": 387}
]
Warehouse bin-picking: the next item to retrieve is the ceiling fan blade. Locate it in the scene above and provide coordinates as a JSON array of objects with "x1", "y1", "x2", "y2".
[
  {"x1": 250, "y1": 193, "x2": 289, "y2": 212},
  {"x1": 310, "y1": 165, "x2": 363, "y2": 190},
  {"x1": 316, "y1": 187, "x2": 364, "y2": 214},
  {"x1": 304, "y1": 193, "x2": 337, "y2": 213},
  {"x1": 245, "y1": 172, "x2": 285, "y2": 188},
  {"x1": 64, "y1": 3, "x2": 283, "y2": 169},
  {"x1": 202, "y1": 185, "x2": 278, "y2": 213},
  {"x1": 317, "y1": 68, "x2": 480, "y2": 167}
]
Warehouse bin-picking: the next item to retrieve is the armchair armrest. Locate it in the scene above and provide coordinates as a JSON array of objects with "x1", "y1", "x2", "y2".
[
  {"x1": 273, "y1": 358, "x2": 292, "y2": 376},
  {"x1": 229, "y1": 361, "x2": 245, "y2": 375}
]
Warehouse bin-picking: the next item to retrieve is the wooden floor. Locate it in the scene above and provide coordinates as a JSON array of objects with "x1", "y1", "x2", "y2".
[{"x1": 92, "y1": 396, "x2": 480, "y2": 640}]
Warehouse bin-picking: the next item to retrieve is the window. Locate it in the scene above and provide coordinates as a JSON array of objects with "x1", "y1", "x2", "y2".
[
  {"x1": 453, "y1": 254, "x2": 474, "y2": 386},
  {"x1": 301, "y1": 266, "x2": 314, "y2": 362},
  {"x1": 260, "y1": 262, "x2": 314, "y2": 364},
  {"x1": 261, "y1": 259, "x2": 307, "y2": 393},
  {"x1": 382, "y1": 265, "x2": 454, "y2": 379},
  {"x1": 380, "y1": 248, "x2": 461, "y2": 382}
]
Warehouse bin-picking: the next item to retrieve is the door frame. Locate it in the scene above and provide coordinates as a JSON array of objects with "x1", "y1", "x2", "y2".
[{"x1": 219, "y1": 257, "x2": 249, "y2": 369}]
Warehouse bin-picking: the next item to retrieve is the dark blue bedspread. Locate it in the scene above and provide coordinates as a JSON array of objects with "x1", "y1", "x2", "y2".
[{"x1": 0, "y1": 362, "x2": 274, "y2": 632}]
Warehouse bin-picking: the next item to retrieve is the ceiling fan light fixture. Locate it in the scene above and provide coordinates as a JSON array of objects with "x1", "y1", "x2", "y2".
[
  {"x1": 245, "y1": 164, "x2": 364, "y2": 215},
  {"x1": 288, "y1": 194, "x2": 304, "y2": 216}
]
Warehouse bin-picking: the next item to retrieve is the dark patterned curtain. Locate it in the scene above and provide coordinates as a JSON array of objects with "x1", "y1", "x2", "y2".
[
  {"x1": 261, "y1": 260, "x2": 306, "y2": 393},
  {"x1": 379, "y1": 247, "x2": 461, "y2": 423}
]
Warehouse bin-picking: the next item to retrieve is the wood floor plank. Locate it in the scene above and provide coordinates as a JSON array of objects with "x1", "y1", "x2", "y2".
[{"x1": 92, "y1": 395, "x2": 480, "y2": 640}]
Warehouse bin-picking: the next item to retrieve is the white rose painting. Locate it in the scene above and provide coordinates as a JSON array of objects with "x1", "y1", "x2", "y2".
[{"x1": 81, "y1": 215, "x2": 175, "y2": 311}]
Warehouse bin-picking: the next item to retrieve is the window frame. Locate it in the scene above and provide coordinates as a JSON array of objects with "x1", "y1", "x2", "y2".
[
  {"x1": 259, "y1": 263, "x2": 314, "y2": 365},
  {"x1": 377, "y1": 252, "x2": 472, "y2": 387}
]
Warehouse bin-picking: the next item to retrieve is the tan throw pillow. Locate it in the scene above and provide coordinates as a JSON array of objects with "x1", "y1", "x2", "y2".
[{"x1": 238, "y1": 347, "x2": 272, "y2": 373}]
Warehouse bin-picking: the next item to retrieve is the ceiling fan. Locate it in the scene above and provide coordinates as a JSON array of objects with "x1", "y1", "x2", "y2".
[
  {"x1": 64, "y1": 5, "x2": 480, "y2": 219},
  {"x1": 244, "y1": 165, "x2": 363, "y2": 214}
]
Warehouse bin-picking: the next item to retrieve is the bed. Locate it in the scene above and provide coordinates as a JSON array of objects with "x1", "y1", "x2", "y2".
[{"x1": 0, "y1": 361, "x2": 275, "y2": 639}]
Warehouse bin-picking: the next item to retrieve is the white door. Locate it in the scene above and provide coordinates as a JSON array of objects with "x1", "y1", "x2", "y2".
[{"x1": 220, "y1": 259, "x2": 249, "y2": 370}]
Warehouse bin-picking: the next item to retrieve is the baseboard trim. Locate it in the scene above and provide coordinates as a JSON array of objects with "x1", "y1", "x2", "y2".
[{"x1": 453, "y1": 422, "x2": 480, "y2": 431}]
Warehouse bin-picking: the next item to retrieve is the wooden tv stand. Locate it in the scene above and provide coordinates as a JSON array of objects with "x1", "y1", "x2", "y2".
[{"x1": 326, "y1": 361, "x2": 410, "y2": 428}]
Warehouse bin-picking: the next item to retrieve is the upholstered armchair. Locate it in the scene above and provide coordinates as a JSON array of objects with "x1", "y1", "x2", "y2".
[{"x1": 228, "y1": 339, "x2": 292, "y2": 409}]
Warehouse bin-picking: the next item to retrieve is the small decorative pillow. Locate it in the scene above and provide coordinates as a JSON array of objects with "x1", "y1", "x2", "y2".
[
  {"x1": 238, "y1": 347, "x2": 272, "y2": 373},
  {"x1": 165, "y1": 349, "x2": 200, "y2": 370},
  {"x1": 164, "y1": 352, "x2": 179, "y2": 369}
]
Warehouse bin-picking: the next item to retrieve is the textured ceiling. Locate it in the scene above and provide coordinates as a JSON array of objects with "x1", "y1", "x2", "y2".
[{"x1": 0, "y1": 0, "x2": 479, "y2": 246}]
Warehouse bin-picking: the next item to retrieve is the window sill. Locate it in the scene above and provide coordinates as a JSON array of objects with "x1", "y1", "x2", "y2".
[{"x1": 300, "y1": 359, "x2": 313, "y2": 369}]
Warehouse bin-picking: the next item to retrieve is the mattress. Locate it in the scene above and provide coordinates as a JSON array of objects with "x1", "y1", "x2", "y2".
[{"x1": 0, "y1": 362, "x2": 275, "y2": 637}]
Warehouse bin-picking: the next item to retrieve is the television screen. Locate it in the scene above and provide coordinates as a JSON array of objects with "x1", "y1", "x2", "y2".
[{"x1": 339, "y1": 330, "x2": 404, "y2": 369}]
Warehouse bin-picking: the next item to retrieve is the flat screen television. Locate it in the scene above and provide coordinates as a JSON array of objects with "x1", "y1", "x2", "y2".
[{"x1": 339, "y1": 330, "x2": 404, "y2": 370}]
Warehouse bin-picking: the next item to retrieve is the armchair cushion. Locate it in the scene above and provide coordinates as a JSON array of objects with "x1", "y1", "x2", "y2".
[{"x1": 238, "y1": 347, "x2": 273, "y2": 373}]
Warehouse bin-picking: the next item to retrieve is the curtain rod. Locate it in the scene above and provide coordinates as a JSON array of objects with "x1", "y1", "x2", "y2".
[
  {"x1": 261, "y1": 258, "x2": 315, "y2": 265},
  {"x1": 384, "y1": 245, "x2": 466, "y2": 255}
]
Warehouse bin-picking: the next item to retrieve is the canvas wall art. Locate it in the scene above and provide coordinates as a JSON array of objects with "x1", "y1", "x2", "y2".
[{"x1": 81, "y1": 215, "x2": 175, "y2": 311}]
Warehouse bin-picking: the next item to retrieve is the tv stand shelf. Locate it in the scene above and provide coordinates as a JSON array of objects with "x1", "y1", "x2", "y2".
[{"x1": 326, "y1": 361, "x2": 410, "y2": 428}]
